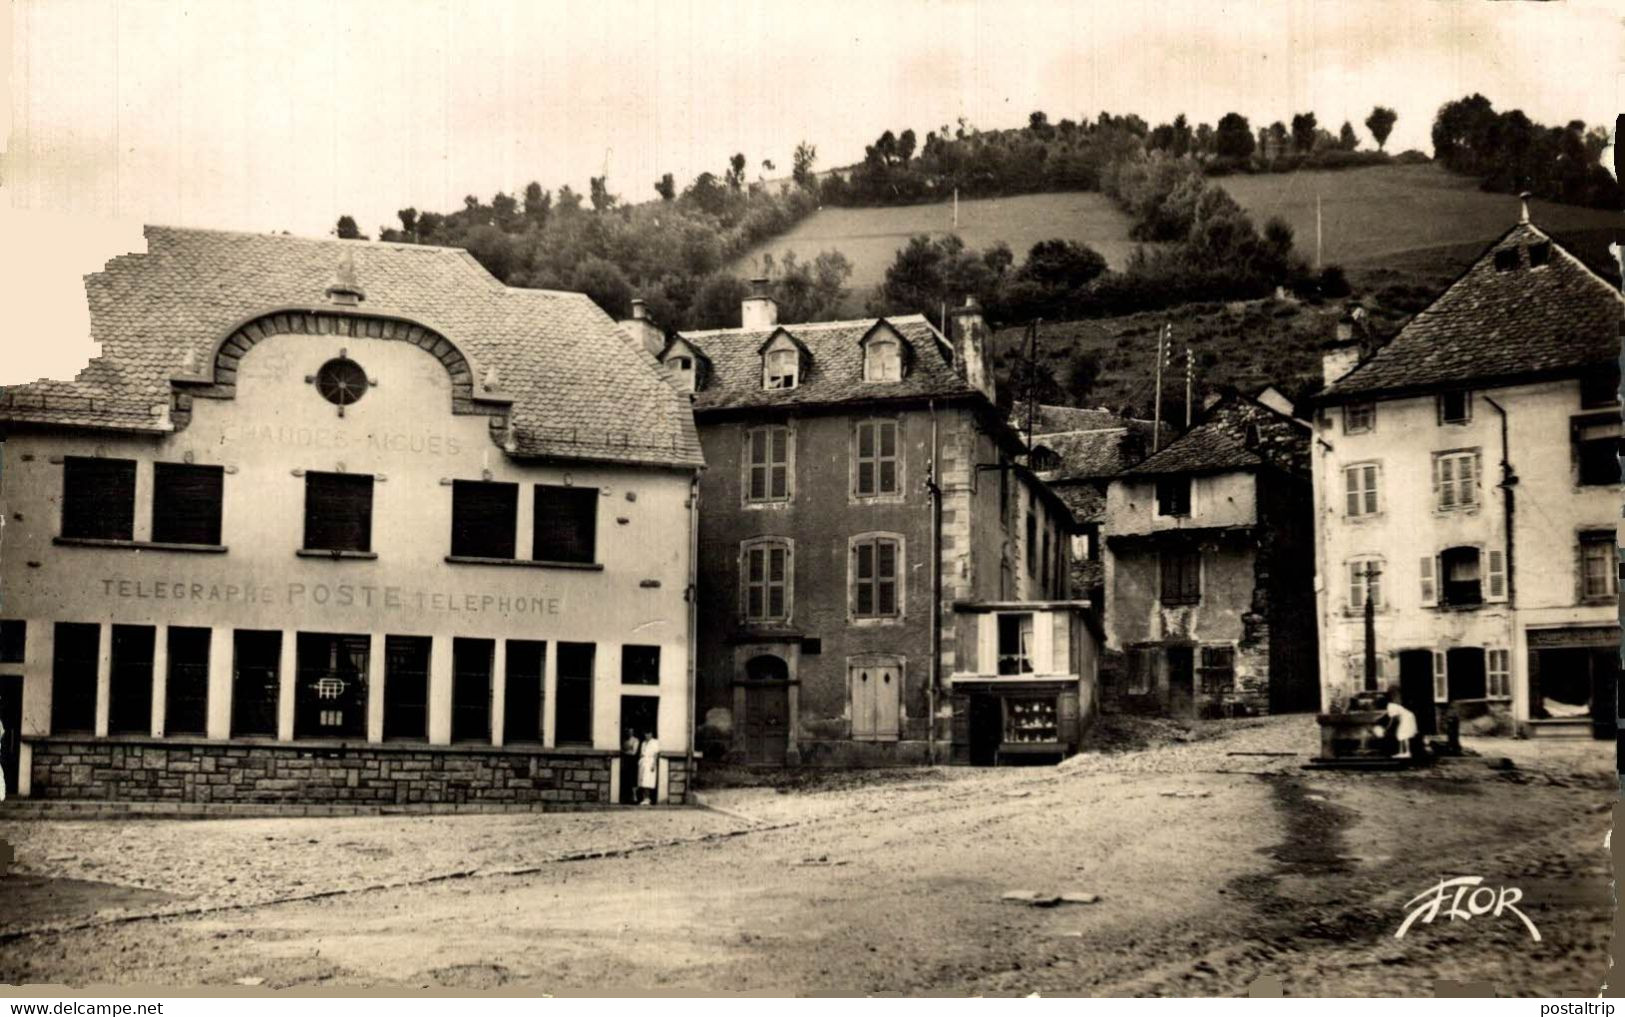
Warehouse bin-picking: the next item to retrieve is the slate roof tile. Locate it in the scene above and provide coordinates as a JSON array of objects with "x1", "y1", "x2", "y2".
[
  {"x1": 0, "y1": 226, "x2": 704, "y2": 469},
  {"x1": 1121, "y1": 394, "x2": 1309, "y2": 479},
  {"x1": 1320, "y1": 221, "x2": 1624, "y2": 402}
]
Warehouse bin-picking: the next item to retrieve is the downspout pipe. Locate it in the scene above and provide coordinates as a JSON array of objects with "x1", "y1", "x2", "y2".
[
  {"x1": 684, "y1": 469, "x2": 700, "y2": 799},
  {"x1": 1484, "y1": 395, "x2": 1516, "y2": 609},
  {"x1": 926, "y1": 399, "x2": 943, "y2": 765}
]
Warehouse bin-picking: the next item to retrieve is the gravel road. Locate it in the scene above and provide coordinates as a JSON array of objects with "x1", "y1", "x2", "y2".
[{"x1": 0, "y1": 716, "x2": 1612, "y2": 995}]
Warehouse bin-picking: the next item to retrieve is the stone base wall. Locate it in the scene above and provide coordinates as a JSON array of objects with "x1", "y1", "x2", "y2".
[{"x1": 27, "y1": 738, "x2": 697, "y2": 806}]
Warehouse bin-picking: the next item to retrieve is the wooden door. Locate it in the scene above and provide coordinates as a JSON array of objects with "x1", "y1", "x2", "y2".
[
  {"x1": 744, "y1": 684, "x2": 788, "y2": 764},
  {"x1": 852, "y1": 664, "x2": 900, "y2": 741},
  {"x1": 0, "y1": 675, "x2": 20, "y2": 796},
  {"x1": 1166, "y1": 647, "x2": 1194, "y2": 718}
]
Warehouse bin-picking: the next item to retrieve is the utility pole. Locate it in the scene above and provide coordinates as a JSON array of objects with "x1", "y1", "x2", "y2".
[
  {"x1": 953, "y1": 187, "x2": 959, "y2": 229},
  {"x1": 1152, "y1": 323, "x2": 1167, "y2": 451},
  {"x1": 1315, "y1": 193, "x2": 1323, "y2": 270},
  {"x1": 1024, "y1": 319, "x2": 1041, "y2": 457},
  {"x1": 1362, "y1": 561, "x2": 1382, "y2": 692},
  {"x1": 1184, "y1": 344, "x2": 1194, "y2": 428}
]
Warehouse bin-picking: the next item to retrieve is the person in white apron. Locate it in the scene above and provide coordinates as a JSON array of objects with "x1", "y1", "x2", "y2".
[{"x1": 637, "y1": 729, "x2": 660, "y2": 805}]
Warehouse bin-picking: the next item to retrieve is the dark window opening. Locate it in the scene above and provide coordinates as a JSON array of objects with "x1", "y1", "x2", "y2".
[
  {"x1": 109, "y1": 625, "x2": 155, "y2": 735},
  {"x1": 1439, "y1": 546, "x2": 1483, "y2": 607},
  {"x1": 383, "y1": 635, "x2": 431, "y2": 741},
  {"x1": 1160, "y1": 549, "x2": 1202, "y2": 606},
  {"x1": 1438, "y1": 390, "x2": 1471, "y2": 425},
  {"x1": 1575, "y1": 418, "x2": 1620, "y2": 486},
  {"x1": 533, "y1": 485, "x2": 597, "y2": 563},
  {"x1": 51, "y1": 622, "x2": 100, "y2": 733},
  {"x1": 621, "y1": 644, "x2": 661, "y2": 685},
  {"x1": 294, "y1": 632, "x2": 369, "y2": 740},
  {"x1": 303, "y1": 472, "x2": 373, "y2": 552},
  {"x1": 152, "y1": 463, "x2": 224, "y2": 545},
  {"x1": 0, "y1": 620, "x2": 25, "y2": 664},
  {"x1": 231, "y1": 630, "x2": 282, "y2": 737},
  {"x1": 1156, "y1": 476, "x2": 1191, "y2": 516},
  {"x1": 451, "y1": 481, "x2": 518, "y2": 559},
  {"x1": 555, "y1": 642, "x2": 595, "y2": 744},
  {"x1": 1493, "y1": 247, "x2": 1519, "y2": 272},
  {"x1": 451, "y1": 638, "x2": 493, "y2": 742},
  {"x1": 1198, "y1": 645, "x2": 1235, "y2": 695},
  {"x1": 165, "y1": 627, "x2": 211, "y2": 736},
  {"x1": 1527, "y1": 242, "x2": 1551, "y2": 268},
  {"x1": 1581, "y1": 368, "x2": 1621, "y2": 409},
  {"x1": 504, "y1": 639, "x2": 546, "y2": 744},
  {"x1": 997, "y1": 614, "x2": 1035, "y2": 675},
  {"x1": 61, "y1": 457, "x2": 135, "y2": 540}
]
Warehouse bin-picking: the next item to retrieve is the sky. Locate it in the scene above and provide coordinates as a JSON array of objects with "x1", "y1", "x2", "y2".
[{"x1": 1, "y1": 0, "x2": 1621, "y2": 382}]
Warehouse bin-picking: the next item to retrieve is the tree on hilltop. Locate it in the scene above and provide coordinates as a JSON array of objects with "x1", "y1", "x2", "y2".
[{"x1": 1365, "y1": 106, "x2": 1398, "y2": 151}]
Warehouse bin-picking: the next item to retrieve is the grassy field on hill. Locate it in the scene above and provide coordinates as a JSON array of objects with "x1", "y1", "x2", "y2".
[
  {"x1": 731, "y1": 163, "x2": 1617, "y2": 305},
  {"x1": 730, "y1": 191, "x2": 1141, "y2": 289}
]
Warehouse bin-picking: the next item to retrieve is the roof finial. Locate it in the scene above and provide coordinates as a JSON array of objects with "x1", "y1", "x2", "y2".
[
  {"x1": 483, "y1": 366, "x2": 500, "y2": 391},
  {"x1": 326, "y1": 252, "x2": 365, "y2": 305},
  {"x1": 1519, "y1": 191, "x2": 1532, "y2": 224}
]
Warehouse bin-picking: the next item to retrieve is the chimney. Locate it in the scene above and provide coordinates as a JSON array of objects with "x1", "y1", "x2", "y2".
[
  {"x1": 617, "y1": 297, "x2": 667, "y2": 358},
  {"x1": 741, "y1": 277, "x2": 778, "y2": 330},
  {"x1": 1519, "y1": 191, "x2": 1532, "y2": 224},
  {"x1": 946, "y1": 297, "x2": 995, "y2": 403},
  {"x1": 1322, "y1": 305, "x2": 1367, "y2": 386}
]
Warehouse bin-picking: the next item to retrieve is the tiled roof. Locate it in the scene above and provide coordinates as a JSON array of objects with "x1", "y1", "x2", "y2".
[
  {"x1": 677, "y1": 316, "x2": 979, "y2": 412},
  {"x1": 0, "y1": 226, "x2": 704, "y2": 470},
  {"x1": 1023, "y1": 404, "x2": 1125, "y2": 434},
  {"x1": 1121, "y1": 394, "x2": 1309, "y2": 479},
  {"x1": 1320, "y1": 221, "x2": 1625, "y2": 402},
  {"x1": 1032, "y1": 419, "x2": 1169, "y2": 483}
]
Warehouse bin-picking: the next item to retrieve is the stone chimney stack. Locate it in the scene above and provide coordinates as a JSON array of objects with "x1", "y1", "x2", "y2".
[
  {"x1": 1322, "y1": 307, "x2": 1363, "y2": 387},
  {"x1": 946, "y1": 296, "x2": 995, "y2": 403},
  {"x1": 617, "y1": 297, "x2": 667, "y2": 358},
  {"x1": 741, "y1": 277, "x2": 778, "y2": 330}
]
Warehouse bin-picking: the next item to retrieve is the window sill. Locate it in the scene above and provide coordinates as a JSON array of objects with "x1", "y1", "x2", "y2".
[
  {"x1": 444, "y1": 555, "x2": 603, "y2": 570},
  {"x1": 296, "y1": 548, "x2": 378, "y2": 560},
  {"x1": 54, "y1": 537, "x2": 228, "y2": 554},
  {"x1": 850, "y1": 615, "x2": 905, "y2": 626}
]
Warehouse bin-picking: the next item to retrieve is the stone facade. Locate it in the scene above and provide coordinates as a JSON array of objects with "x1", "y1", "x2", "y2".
[{"x1": 29, "y1": 737, "x2": 693, "y2": 806}]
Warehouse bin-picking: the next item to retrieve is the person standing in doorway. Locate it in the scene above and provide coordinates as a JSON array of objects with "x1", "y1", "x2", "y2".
[
  {"x1": 620, "y1": 727, "x2": 640, "y2": 805},
  {"x1": 637, "y1": 728, "x2": 660, "y2": 806}
]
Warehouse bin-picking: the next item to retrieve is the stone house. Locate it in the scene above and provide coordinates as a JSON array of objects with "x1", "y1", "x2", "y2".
[
  {"x1": 1310, "y1": 209, "x2": 1621, "y2": 738},
  {"x1": 0, "y1": 226, "x2": 704, "y2": 804},
  {"x1": 626, "y1": 289, "x2": 1097, "y2": 765},
  {"x1": 1102, "y1": 392, "x2": 1319, "y2": 717}
]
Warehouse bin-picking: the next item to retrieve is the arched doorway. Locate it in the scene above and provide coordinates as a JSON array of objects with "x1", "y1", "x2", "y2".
[{"x1": 743, "y1": 654, "x2": 790, "y2": 764}]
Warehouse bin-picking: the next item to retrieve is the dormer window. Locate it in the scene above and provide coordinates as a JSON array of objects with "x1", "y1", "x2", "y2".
[
  {"x1": 864, "y1": 338, "x2": 902, "y2": 382},
  {"x1": 666, "y1": 354, "x2": 697, "y2": 393},
  {"x1": 764, "y1": 346, "x2": 799, "y2": 389},
  {"x1": 1493, "y1": 248, "x2": 1519, "y2": 272},
  {"x1": 1527, "y1": 242, "x2": 1551, "y2": 268}
]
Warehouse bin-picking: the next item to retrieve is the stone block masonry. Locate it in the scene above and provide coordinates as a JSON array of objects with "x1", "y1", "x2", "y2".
[{"x1": 28, "y1": 738, "x2": 693, "y2": 807}]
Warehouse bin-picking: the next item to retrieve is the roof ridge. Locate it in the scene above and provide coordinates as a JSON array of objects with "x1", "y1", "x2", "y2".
[{"x1": 681, "y1": 314, "x2": 930, "y2": 339}]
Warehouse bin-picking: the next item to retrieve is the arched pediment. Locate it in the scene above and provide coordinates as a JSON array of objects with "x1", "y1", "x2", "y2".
[{"x1": 171, "y1": 309, "x2": 511, "y2": 435}]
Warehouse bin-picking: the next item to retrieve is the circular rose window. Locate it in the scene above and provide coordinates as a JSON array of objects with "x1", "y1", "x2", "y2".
[{"x1": 315, "y1": 357, "x2": 368, "y2": 407}]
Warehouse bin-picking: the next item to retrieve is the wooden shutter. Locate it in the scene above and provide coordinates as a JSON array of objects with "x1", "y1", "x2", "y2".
[
  {"x1": 1485, "y1": 548, "x2": 1507, "y2": 601},
  {"x1": 768, "y1": 545, "x2": 787, "y2": 618},
  {"x1": 1419, "y1": 555, "x2": 1437, "y2": 606},
  {"x1": 1432, "y1": 651, "x2": 1447, "y2": 702},
  {"x1": 748, "y1": 429, "x2": 768, "y2": 500},
  {"x1": 856, "y1": 423, "x2": 875, "y2": 495},
  {"x1": 876, "y1": 539, "x2": 898, "y2": 615},
  {"x1": 62, "y1": 457, "x2": 135, "y2": 540},
  {"x1": 770, "y1": 428, "x2": 789, "y2": 498},
  {"x1": 152, "y1": 463, "x2": 224, "y2": 545},
  {"x1": 451, "y1": 481, "x2": 517, "y2": 558},
  {"x1": 534, "y1": 485, "x2": 597, "y2": 563},
  {"x1": 878, "y1": 421, "x2": 897, "y2": 493},
  {"x1": 303, "y1": 472, "x2": 373, "y2": 552}
]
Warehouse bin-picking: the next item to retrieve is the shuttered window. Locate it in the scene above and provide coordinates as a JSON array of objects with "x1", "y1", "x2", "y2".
[
  {"x1": 533, "y1": 485, "x2": 597, "y2": 563},
  {"x1": 1160, "y1": 549, "x2": 1201, "y2": 605},
  {"x1": 1198, "y1": 645, "x2": 1235, "y2": 695},
  {"x1": 1344, "y1": 463, "x2": 1379, "y2": 517},
  {"x1": 1580, "y1": 531, "x2": 1617, "y2": 600},
  {"x1": 383, "y1": 635, "x2": 431, "y2": 741},
  {"x1": 1433, "y1": 451, "x2": 1479, "y2": 510},
  {"x1": 61, "y1": 457, "x2": 135, "y2": 540},
  {"x1": 51, "y1": 622, "x2": 100, "y2": 733},
  {"x1": 853, "y1": 536, "x2": 901, "y2": 618},
  {"x1": 109, "y1": 625, "x2": 156, "y2": 735},
  {"x1": 745, "y1": 426, "x2": 791, "y2": 503},
  {"x1": 555, "y1": 642, "x2": 595, "y2": 744},
  {"x1": 743, "y1": 540, "x2": 791, "y2": 622},
  {"x1": 450, "y1": 481, "x2": 518, "y2": 558},
  {"x1": 303, "y1": 472, "x2": 373, "y2": 552},
  {"x1": 451, "y1": 638, "x2": 493, "y2": 743},
  {"x1": 1486, "y1": 649, "x2": 1511, "y2": 699},
  {"x1": 165, "y1": 627, "x2": 210, "y2": 736},
  {"x1": 854, "y1": 420, "x2": 900, "y2": 496},
  {"x1": 504, "y1": 640, "x2": 547, "y2": 744},
  {"x1": 152, "y1": 463, "x2": 224, "y2": 545},
  {"x1": 1347, "y1": 559, "x2": 1382, "y2": 611}
]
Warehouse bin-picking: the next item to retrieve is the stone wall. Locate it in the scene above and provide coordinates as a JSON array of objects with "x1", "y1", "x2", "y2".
[{"x1": 29, "y1": 738, "x2": 694, "y2": 806}]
